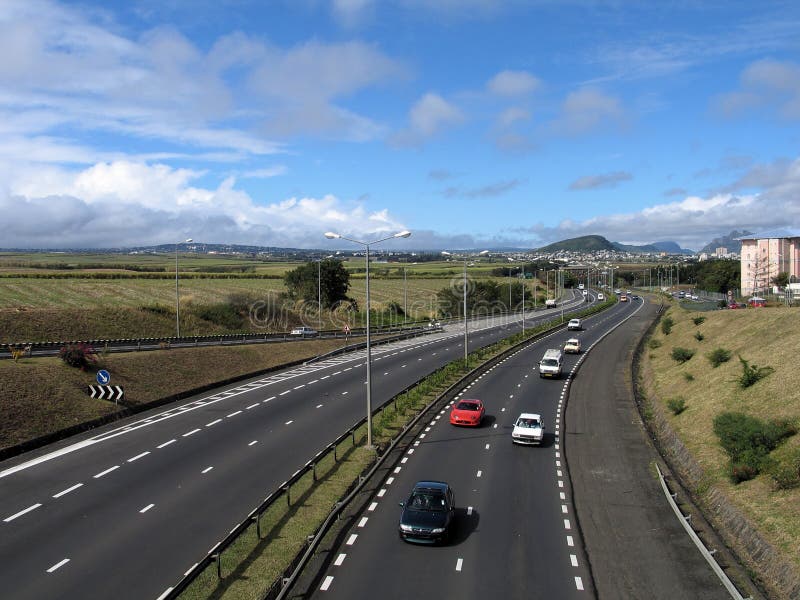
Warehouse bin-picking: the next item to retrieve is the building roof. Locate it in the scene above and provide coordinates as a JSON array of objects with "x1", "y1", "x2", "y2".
[{"x1": 737, "y1": 228, "x2": 800, "y2": 241}]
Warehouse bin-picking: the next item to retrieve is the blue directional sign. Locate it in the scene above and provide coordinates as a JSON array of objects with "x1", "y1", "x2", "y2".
[{"x1": 96, "y1": 369, "x2": 110, "y2": 385}]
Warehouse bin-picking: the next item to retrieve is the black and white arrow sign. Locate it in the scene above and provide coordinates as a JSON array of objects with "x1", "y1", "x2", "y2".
[{"x1": 87, "y1": 385, "x2": 125, "y2": 401}]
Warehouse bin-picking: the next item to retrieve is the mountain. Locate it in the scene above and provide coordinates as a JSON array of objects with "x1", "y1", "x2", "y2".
[
  {"x1": 536, "y1": 235, "x2": 617, "y2": 252},
  {"x1": 698, "y1": 230, "x2": 753, "y2": 255}
]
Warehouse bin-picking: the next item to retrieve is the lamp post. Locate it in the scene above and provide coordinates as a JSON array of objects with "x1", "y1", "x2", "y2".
[
  {"x1": 175, "y1": 237, "x2": 193, "y2": 338},
  {"x1": 403, "y1": 266, "x2": 408, "y2": 325},
  {"x1": 442, "y1": 250, "x2": 487, "y2": 365},
  {"x1": 325, "y1": 230, "x2": 412, "y2": 448},
  {"x1": 521, "y1": 265, "x2": 526, "y2": 334}
]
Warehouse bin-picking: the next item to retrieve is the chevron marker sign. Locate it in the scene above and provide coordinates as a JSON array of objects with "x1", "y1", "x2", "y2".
[{"x1": 87, "y1": 385, "x2": 125, "y2": 401}]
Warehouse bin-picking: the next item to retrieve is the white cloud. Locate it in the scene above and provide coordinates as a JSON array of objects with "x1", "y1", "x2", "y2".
[
  {"x1": 487, "y1": 70, "x2": 540, "y2": 96},
  {"x1": 715, "y1": 59, "x2": 800, "y2": 120},
  {"x1": 331, "y1": 0, "x2": 375, "y2": 26},
  {"x1": 497, "y1": 107, "x2": 531, "y2": 128},
  {"x1": 242, "y1": 166, "x2": 288, "y2": 179},
  {"x1": 569, "y1": 171, "x2": 632, "y2": 190},
  {"x1": 392, "y1": 93, "x2": 464, "y2": 146},
  {"x1": 551, "y1": 88, "x2": 626, "y2": 135}
]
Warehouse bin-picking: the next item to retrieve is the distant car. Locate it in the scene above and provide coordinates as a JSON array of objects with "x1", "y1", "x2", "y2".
[
  {"x1": 581, "y1": 289, "x2": 588, "y2": 296},
  {"x1": 290, "y1": 326, "x2": 318, "y2": 336},
  {"x1": 538, "y1": 348, "x2": 563, "y2": 378},
  {"x1": 597, "y1": 293, "x2": 605, "y2": 301},
  {"x1": 626, "y1": 290, "x2": 632, "y2": 295},
  {"x1": 427, "y1": 320, "x2": 442, "y2": 329},
  {"x1": 578, "y1": 283, "x2": 585, "y2": 290},
  {"x1": 748, "y1": 297, "x2": 766, "y2": 307},
  {"x1": 728, "y1": 302, "x2": 741, "y2": 309},
  {"x1": 564, "y1": 338, "x2": 581, "y2": 354},
  {"x1": 398, "y1": 481, "x2": 456, "y2": 544},
  {"x1": 614, "y1": 289, "x2": 622, "y2": 295},
  {"x1": 449, "y1": 399, "x2": 485, "y2": 426},
  {"x1": 567, "y1": 318, "x2": 582, "y2": 330},
  {"x1": 512, "y1": 413, "x2": 545, "y2": 445},
  {"x1": 620, "y1": 294, "x2": 628, "y2": 302}
]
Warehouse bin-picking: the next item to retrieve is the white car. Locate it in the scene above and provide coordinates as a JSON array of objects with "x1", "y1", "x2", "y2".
[
  {"x1": 290, "y1": 326, "x2": 318, "y2": 336},
  {"x1": 597, "y1": 293, "x2": 605, "y2": 301},
  {"x1": 512, "y1": 413, "x2": 545, "y2": 445},
  {"x1": 564, "y1": 338, "x2": 581, "y2": 353},
  {"x1": 567, "y1": 318, "x2": 582, "y2": 330}
]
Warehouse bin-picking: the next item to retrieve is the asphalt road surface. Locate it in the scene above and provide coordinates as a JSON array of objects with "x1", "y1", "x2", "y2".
[{"x1": 0, "y1": 294, "x2": 588, "y2": 600}]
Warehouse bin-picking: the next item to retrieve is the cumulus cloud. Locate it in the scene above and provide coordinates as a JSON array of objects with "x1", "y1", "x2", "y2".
[
  {"x1": 487, "y1": 70, "x2": 540, "y2": 96},
  {"x1": 569, "y1": 171, "x2": 632, "y2": 190},
  {"x1": 551, "y1": 88, "x2": 626, "y2": 135},
  {"x1": 714, "y1": 59, "x2": 800, "y2": 120},
  {"x1": 392, "y1": 93, "x2": 464, "y2": 146},
  {"x1": 0, "y1": 160, "x2": 409, "y2": 248}
]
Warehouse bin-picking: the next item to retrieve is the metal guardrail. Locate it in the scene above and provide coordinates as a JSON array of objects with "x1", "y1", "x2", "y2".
[{"x1": 655, "y1": 463, "x2": 749, "y2": 600}]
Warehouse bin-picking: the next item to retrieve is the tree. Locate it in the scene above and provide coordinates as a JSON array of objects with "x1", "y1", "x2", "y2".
[
  {"x1": 772, "y1": 272, "x2": 790, "y2": 288},
  {"x1": 284, "y1": 259, "x2": 350, "y2": 308}
]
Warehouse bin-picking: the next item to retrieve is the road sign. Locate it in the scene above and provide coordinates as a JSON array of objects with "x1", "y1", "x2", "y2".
[
  {"x1": 96, "y1": 369, "x2": 110, "y2": 385},
  {"x1": 87, "y1": 385, "x2": 124, "y2": 402}
]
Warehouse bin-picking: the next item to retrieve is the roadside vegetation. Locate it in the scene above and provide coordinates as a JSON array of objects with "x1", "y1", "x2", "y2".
[{"x1": 642, "y1": 303, "x2": 800, "y2": 573}]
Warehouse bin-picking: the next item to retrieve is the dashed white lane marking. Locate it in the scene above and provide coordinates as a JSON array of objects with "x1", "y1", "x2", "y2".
[
  {"x1": 358, "y1": 517, "x2": 368, "y2": 528},
  {"x1": 564, "y1": 519, "x2": 571, "y2": 530},
  {"x1": 387, "y1": 477, "x2": 395, "y2": 485},
  {"x1": 467, "y1": 506, "x2": 473, "y2": 516},
  {"x1": 46, "y1": 558, "x2": 70, "y2": 573},
  {"x1": 227, "y1": 411, "x2": 242, "y2": 417},
  {"x1": 334, "y1": 553, "x2": 346, "y2": 566},
  {"x1": 562, "y1": 505, "x2": 569, "y2": 514},
  {"x1": 320, "y1": 575, "x2": 334, "y2": 591},
  {"x1": 264, "y1": 396, "x2": 276, "y2": 402},
  {"x1": 279, "y1": 390, "x2": 291, "y2": 396},
  {"x1": 202, "y1": 466, "x2": 213, "y2": 474},
  {"x1": 94, "y1": 465, "x2": 119, "y2": 479},
  {"x1": 368, "y1": 502, "x2": 378, "y2": 511},
  {"x1": 246, "y1": 403, "x2": 260, "y2": 409},
  {"x1": 476, "y1": 470, "x2": 482, "y2": 478},
  {"x1": 183, "y1": 429, "x2": 201, "y2": 437},
  {"x1": 575, "y1": 577, "x2": 584, "y2": 591},
  {"x1": 320, "y1": 375, "x2": 330, "y2": 380},
  {"x1": 285, "y1": 420, "x2": 293, "y2": 425},
  {"x1": 4, "y1": 503, "x2": 42, "y2": 522},
  {"x1": 558, "y1": 480, "x2": 564, "y2": 488},
  {"x1": 248, "y1": 440, "x2": 258, "y2": 446},
  {"x1": 346, "y1": 534, "x2": 358, "y2": 545},
  {"x1": 342, "y1": 391, "x2": 348, "y2": 395},
  {"x1": 570, "y1": 554, "x2": 579, "y2": 567},
  {"x1": 377, "y1": 489, "x2": 386, "y2": 497},
  {"x1": 567, "y1": 535, "x2": 574, "y2": 546},
  {"x1": 293, "y1": 385, "x2": 305, "y2": 390},
  {"x1": 456, "y1": 558, "x2": 464, "y2": 571},
  {"x1": 128, "y1": 451, "x2": 150, "y2": 463},
  {"x1": 316, "y1": 404, "x2": 323, "y2": 408},
  {"x1": 560, "y1": 492, "x2": 566, "y2": 500},
  {"x1": 401, "y1": 457, "x2": 408, "y2": 464},
  {"x1": 206, "y1": 419, "x2": 222, "y2": 427},
  {"x1": 53, "y1": 483, "x2": 83, "y2": 498},
  {"x1": 308, "y1": 380, "x2": 318, "y2": 385},
  {"x1": 140, "y1": 503, "x2": 155, "y2": 514}
]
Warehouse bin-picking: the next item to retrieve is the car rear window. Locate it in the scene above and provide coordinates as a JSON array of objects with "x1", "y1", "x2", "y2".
[{"x1": 456, "y1": 401, "x2": 480, "y2": 411}]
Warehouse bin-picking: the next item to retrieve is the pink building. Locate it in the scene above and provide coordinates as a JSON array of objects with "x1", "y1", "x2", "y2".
[{"x1": 739, "y1": 233, "x2": 800, "y2": 296}]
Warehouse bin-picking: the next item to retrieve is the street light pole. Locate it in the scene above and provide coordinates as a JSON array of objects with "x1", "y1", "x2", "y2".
[
  {"x1": 325, "y1": 230, "x2": 412, "y2": 449},
  {"x1": 175, "y1": 237, "x2": 193, "y2": 338},
  {"x1": 521, "y1": 265, "x2": 525, "y2": 334}
]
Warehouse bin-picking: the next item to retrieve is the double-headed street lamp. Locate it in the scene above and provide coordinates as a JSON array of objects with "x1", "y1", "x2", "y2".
[
  {"x1": 324, "y1": 230, "x2": 412, "y2": 448},
  {"x1": 175, "y1": 237, "x2": 193, "y2": 338},
  {"x1": 441, "y1": 250, "x2": 488, "y2": 365}
]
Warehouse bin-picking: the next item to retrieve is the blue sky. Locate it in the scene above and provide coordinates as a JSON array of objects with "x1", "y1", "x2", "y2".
[{"x1": 1, "y1": 0, "x2": 799, "y2": 251}]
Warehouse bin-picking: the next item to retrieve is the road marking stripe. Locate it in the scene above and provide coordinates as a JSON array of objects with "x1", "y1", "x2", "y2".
[
  {"x1": 358, "y1": 517, "x2": 368, "y2": 527},
  {"x1": 401, "y1": 457, "x2": 408, "y2": 464},
  {"x1": 248, "y1": 440, "x2": 258, "y2": 446},
  {"x1": 316, "y1": 404, "x2": 323, "y2": 408},
  {"x1": 571, "y1": 554, "x2": 579, "y2": 567},
  {"x1": 227, "y1": 411, "x2": 242, "y2": 417},
  {"x1": 157, "y1": 439, "x2": 176, "y2": 449},
  {"x1": 387, "y1": 477, "x2": 395, "y2": 485},
  {"x1": 202, "y1": 467, "x2": 213, "y2": 474},
  {"x1": 183, "y1": 429, "x2": 201, "y2": 437},
  {"x1": 53, "y1": 483, "x2": 83, "y2": 498},
  {"x1": 562, "y1": 504, "x2": 568, "y2": 514},
  {"x1": 346, "y1": 534, "x2": 358, "y2": 545},
  {"x1": 293, "y1": 385, "x2": 305, "y2": 390},
  {"x1": 4, "y1": 503, "x2": 42, "y2": 522},
  {"x1": 342, "y1": 391, "x2": 348, "y2": 395},
  {"x1": 564, "y1": 519, "x2": 571, "y2": 530},
  {"x1": 46, "y1": 558, "x2": 70, "y2": 573},
  {"x1": 320, "y1": 575, "x2": 334, "y2": 591},
  {"x1": 456, "y1": 558, "x2": 463, "y2": 571},
  {"x1": 485, "y1": 443, "x2": 490, "y2": 450},
  {"x1": 285, "y1": 420, "x2": 293, "y2": 425},
  {"x1": 128, "y1": 452, "x2": 150, "y2": 462},
  {"x1": 279, "y1": 390, "x2": 291, "y2": 396},
  {"x1": 476, "y1": 470, "x2": 482, "y2": 478},
  {"x1": 94, "y1": 466, "x2": 119, "y2": 479},
  {"x1": 377, "y1": 489, "x2": 386, "y2": 497},
  {"x1": 368, "y1": 502, "x2": 378, "y2": 511},
  {"x1": 246, "y1": 403, "x2": 260, "y2": 410},
  {"x1": 467, "y1": 506, "x2": 473, "y2": 515},
  {"x1": 567, "y1": 535, "x2": 574, "y2": 546},
  {"x1": 334, "y1": 553, "x2": 346, "y2": 566},
  {"x1": 575, "y1": 577, "x2": 584, "y2": 591},
  {"x1": 206, "y1": 419, "x2": 222, "y2": 427},
  {"x1": 140, "y1": 503, "x2": 155, "y2": 514}
]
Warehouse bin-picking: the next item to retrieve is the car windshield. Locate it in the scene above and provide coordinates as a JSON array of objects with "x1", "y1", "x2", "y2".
[
  {"x1": 456, "y1": 401, "x2": 479, "y2": 411},
  {"x1": 517, "y1": 418, "x2": 540, "y2": 428},
  {"x1": 542, "y1": 359, "x2": 558, "y2": 367},
  {"x1": 409, "y1": 492, "x2": 447, "y2": 511}
]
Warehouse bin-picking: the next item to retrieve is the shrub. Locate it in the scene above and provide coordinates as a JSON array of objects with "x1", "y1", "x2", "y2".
[
  {"x1": 694, "y1": 331, "x2": 704, "y2": 341},
  {"x1": 713, "y1": 412, "x2": 796, "y2": 483},
  {"x1": 139, "y1": 304, "x2": 172, "y2": 316},
  {"x1": 737, "y1": 355, "x2": 774, "y2": 388},
  {"x1": 192, "y1": 303, "x2": 244, "y2": 330},
  {"x1": 648, "y1": 338, "x2": 662, "y2": 349},
  {"x1": 692, "y1": 316, "x2": 706, "y2": 326},
  {"x1": 683, "y1": 373, "x2": 694, "y2": 382},
  {"x1": 59, "y1": 343, "x2": 97, "y2": 370},
  {"x1": 671, "y1": 347, "x2": 695, "y2": 363},
  {"x1": 768, "y1": 458, "x2": 800, "y2": 490},
  {"x1": 667, "y1": 396, "x2": 687, "y2": 415},
  {"x1": 661, "y1": 316, "x2": 674, "y2": 335},
  {"x1": 707, "y1": 348, "x2": 732, "y2": 368}
]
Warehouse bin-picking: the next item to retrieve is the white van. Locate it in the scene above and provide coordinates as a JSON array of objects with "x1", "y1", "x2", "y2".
[{"x1": 539, "y1": 348, "x2": 563, "y2": 378}]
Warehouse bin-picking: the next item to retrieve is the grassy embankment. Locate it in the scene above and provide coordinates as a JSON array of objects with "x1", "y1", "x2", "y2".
[{"x1": 641, "y1": 303, "x2": 800, "y2": 573}]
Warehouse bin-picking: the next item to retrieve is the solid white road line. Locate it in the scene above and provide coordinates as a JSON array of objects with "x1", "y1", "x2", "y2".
[
  {"x1": 140, "y1": 504, "x2": 155, "y2": 514},
  {"x1": 93, "y1": 465, "x2": 119, "y2": 479},
  {"x1": 53, "y1": 483, "x2": 83, "y2": 498},
  {"x1": 128, "y1": 451, "x2": 150, "y2": 463},
  {"x1": 320, "y1": 575, "x2": 334, "y2": 591},
  {"x1": 157, "y1": 439, "x2": 176, "y2": 449},
  {"x1": 316, "y1": 404, "x2": 323, "y2": 408},
  {"x1": 4, "y1": 503, "x2": 42, "y2": 522},
  {"x1": 46, "y1": 558, "x2": 70, "y2": 573}
]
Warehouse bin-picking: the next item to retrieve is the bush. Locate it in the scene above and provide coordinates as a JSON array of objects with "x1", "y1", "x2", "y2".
[
  {"x1": 59, "y1": 343, "x2": 97, "y2": 370},
  {"x1": 694, "y1": 331, "x2": 704, "y2": 341},
  {"x1": 707, "y1": 348, "x2": 732, "y2": 368},
  {"x1": 671, "y1": 347, "x2": 695, "y2": 363},
  {"x1": 737, "y1": 355, "x2": 774, "y2": 388},
  {"x1": 139, "y1": 304, "x2": 172, "y2": 316},
  {"x1": 768, "y1": 459, "x2": 800, "y2": 490},
  {"x1": 667, "y1": 396, "x2": 687, "y2": 415},
  {"x1": 683, "y1": 373, "x2": 694, "y2": 382},
  {"x1": 648, "y1": 338, "x2": 662, "y2": 349},
  {"x1": 661, "y1": 316, "x2": 674, "y2": 335},
  {"x1": 692, "y1": 316, "x2": 706, "y2": 326},
  {"x1": 713, "y1": 412, "x2": 796, "y2": 483}
]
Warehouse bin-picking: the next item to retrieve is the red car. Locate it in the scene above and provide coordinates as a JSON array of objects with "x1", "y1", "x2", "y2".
[{"x1": 450, "y1": 399, "x2": 485, "y2": 427}]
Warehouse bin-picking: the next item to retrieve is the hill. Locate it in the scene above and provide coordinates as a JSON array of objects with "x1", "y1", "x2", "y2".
[
  {"x1": 536, "y1": 235, "x2": 617, "y2": 252},
  {"x1": 699, "y1": 230, "x2": 752, "y2": 255}
]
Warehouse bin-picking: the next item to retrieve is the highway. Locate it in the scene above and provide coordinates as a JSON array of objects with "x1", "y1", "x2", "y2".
[
  {"x1": 0, "y1": 293, "x2": 589, "y2": 600},
  {"x1": 304, "y1": 299, "x2": 643, "y2": 599}
]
